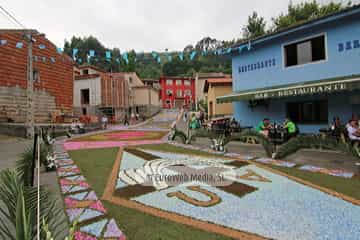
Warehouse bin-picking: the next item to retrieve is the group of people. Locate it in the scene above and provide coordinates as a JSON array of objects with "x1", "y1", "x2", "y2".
[
  {"x1": 345, "y1": 115, "x2": 360, "y2": 141},
  {"x1": 325, "y1": 115, "x2": 360, "y2": 142},
  {"x1": 256, "y1": 118, "x2": 297, "y2": 140},
  {"x1": 184, "y1": 111, "x2": 206, "y2": 129},
  {"x1": 123, "y1": 112, "x2": 142, "y2": 126}
]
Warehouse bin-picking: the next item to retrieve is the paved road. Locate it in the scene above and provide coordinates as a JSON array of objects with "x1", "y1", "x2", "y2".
[
  {"x1": 0, "y1": 135, "x2": 69, "y2": 238},
  {"x1": 175, "y1": 119, "x2": 359, "y2": 172}
]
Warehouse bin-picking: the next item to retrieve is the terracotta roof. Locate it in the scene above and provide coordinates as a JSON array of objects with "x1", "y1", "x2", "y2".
[
  {"x1": 203, "y1": 78, "x2": 232, "y2": 93},
  {"x1": 142, "y1": 79, "x2": 159, "y2": 82},
  {"x1": 78, "y1": 64, "x2": 106, "y2": 73},
  {"x1": 207, "y1": 78, "x2": 232, "y2": 84},
  {"x1": 0, "y1": 29, "x2": 38, "y2": 34},
  {"x1": 196, "y1": 72, "x2": 231, "y2": 79},
  {"x1": 75, "y1": 74, "x2": 100, "y2": 80}
]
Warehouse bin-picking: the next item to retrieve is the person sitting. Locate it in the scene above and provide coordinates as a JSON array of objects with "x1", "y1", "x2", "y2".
[
  {"x1": 256, "y1": 118, "x2": 271, "y2": 137},
  {"x1": 230, "y1": 118, "x2": 239, "y2": 132},
  {"x1": 283, "y1": 118, "x2": 297, "y2": 140},
  {"x1": 331, "y1": 116, "x2": 343, "y2": 137},
  {"x1": 70, "y1": 120, "x2": 79, "y2": 134},
  {"x1": 70, "y1": 120, "x2": 85, "y2": 134},
  {"x1": 347, "y1": 119, "x2": 360, "y2": 141}
]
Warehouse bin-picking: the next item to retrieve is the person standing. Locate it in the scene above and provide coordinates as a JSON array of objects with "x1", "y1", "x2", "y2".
[
  {"x1": 124, "y1": 113, "x2": 129, "y2": 126},
  {"x1": 183, "y1": 111, "x2": 188, "y2": 123},
  {"x1": 101, "y1": 115, "x2": 108, "y2": 130}
]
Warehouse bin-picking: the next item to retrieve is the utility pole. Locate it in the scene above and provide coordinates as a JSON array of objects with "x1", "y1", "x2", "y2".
[
  {"x1": 148, "y1": 85, "x2": 151, "y2": 117},
  {"x1": 195, "y1": 72, "x2": 199, "y2": 112},
  {"x1": 25, "y1": 31, "x2": 35, "y2": 138}
]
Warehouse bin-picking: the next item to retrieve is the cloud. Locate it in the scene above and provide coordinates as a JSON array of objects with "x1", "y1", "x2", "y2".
[{"x1": 1, "y1": 0, "x2": 358, "y2": 51}]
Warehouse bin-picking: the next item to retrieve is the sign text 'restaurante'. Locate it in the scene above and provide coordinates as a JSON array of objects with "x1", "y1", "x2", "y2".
[
  {"x1": 254, "y1": 83, "x2": 346, "y2": 99},
  {"x1": 238, "y1": 58, "x2": 276, "y2": 74}
]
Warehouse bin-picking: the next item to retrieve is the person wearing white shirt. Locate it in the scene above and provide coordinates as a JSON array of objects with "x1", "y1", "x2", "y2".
[{"x1": 347, "y1": 119, "x2": 360, "y2": 141}]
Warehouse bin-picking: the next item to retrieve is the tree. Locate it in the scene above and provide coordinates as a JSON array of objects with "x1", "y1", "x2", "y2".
[
  {"x1": 183, "y1": 44, "x2": 195, "y2": 53},
  {"x1": 242, "y1": 11, "x2": 266, "y2": 39},
  {"x1": 272, "y1": 1, "x2": 352, "y2": 31},
  {"x1": 64, "y1": 35, "x2": 232, "y2": 78},
  {"x1": 195, "y1": 37, "x2": 222, "y2": 52}
]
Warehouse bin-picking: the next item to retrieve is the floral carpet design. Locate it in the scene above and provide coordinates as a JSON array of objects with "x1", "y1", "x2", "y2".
[
  {"x1": 72, "y1": 130, "x2": 167, "y2": 142},
  {"x1": 106, "y1": 148, "x2": 360, "y2": 240},
  {"x1": 54, "y1": 142, "x2": 126, "y2": 240},
  {"x1": 63, "y1": 130, "x2": 167, "y2": 151},
  {"x1": 169, "y1": 141, "x2": 356, "y2": 178}
]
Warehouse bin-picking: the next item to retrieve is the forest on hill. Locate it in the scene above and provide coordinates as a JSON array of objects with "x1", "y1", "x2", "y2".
[{"x1": 63, "y1": 1, "x2": 352, "y2": 79}]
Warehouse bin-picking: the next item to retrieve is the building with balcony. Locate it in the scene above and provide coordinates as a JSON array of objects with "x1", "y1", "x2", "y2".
[{"x1": 159, "y1": 76, "x2": 195, "y2": 109}]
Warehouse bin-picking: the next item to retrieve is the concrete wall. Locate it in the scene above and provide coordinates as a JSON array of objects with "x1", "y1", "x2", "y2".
[
  {"x1": 196, "y1": 79, "x2": 206, "y2": 102},
  {"x1": 0, "y1": 85, "x2": 56, "y2": 123},
  {"x1": 73, "y1": 77, "x2": 102, "y2": 107},
  {"x1": 133, "y1": 87, "x2": 161, "y2": 107},
  {"x1": 0, "y1": 30, "x2": 74, "y2": 117},
  {"x1": 208, "y1": 85, "x2": 233, "y2": 117}
]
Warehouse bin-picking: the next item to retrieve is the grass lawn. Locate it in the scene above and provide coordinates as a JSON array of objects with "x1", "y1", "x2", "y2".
[
  {"x1": 68, "y1": 147, "x2": 232, "y2": 240},
  {"x1": 140, "y1": 143, "x2": 360, "y2": 200},
  {"x1": 68, "y1": 143, "x2": 360, "y2": 240}
]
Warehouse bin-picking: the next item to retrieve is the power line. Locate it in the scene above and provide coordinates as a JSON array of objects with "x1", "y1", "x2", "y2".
[
  {"x1": 0, "y1": 5, "x2": 26, "y2": 29},
  {"x1": 0, "y1": 8, "x2": 19, "y2": 27}
]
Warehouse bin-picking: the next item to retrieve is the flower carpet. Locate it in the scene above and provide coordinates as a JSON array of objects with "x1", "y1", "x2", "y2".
[
  {"x1": 102, "y1": 147, "x2": 360, "y2": 240},
  {"x1": 169, "y1": 141, "x2": 356, "y2": 178},
  {"x1": 63, "y1": 130, "x2": 167, "y2": 151},
  {"x1": 53, "y1": 142, "x2": 126, "y2": 240},
  {"x1": 70, "y1": 130, "x2": 167, "y2": 142}
]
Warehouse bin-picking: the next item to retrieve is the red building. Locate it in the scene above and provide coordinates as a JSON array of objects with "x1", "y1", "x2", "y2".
[
  {"x1": 0, "y1": 29, "x2": 73, "y2": 123},
  {"x1": 159, "y1": 76, "x2": 195, "y2": 109}
]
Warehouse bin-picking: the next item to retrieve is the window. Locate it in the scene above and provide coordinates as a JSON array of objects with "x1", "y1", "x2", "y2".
[
  {"x1": 166, "y1": 79, "x2": 173, "y2": 85},
  {"x1": 80, "y1": 89, "x2": 90, "y2": 105},
  {"x1": 286, "y1": 100, "x2": 328, "y2": 124},
  {"x1": 166, "y1": 89, "x2": 173, "y2": 96},
  {"x1": 184, "y1": 90, "x2": 191, "y2": 96},
  {"x1": 284, "y1": 35, "x2": 326, "y2": 67},
  {"x1": 177, "y1": 90, "x2": 183, "y2": 97},
  {"x1": 129, "y1": 77, "x2": 133, "y2": 83},
  {"x1": 176, "y1": 80, "x2": 182, "y2": 85},
  {"x1": 82, "y1": 69, "x2": 89, "y2": 75},
  {"x1": 33, "y1": 69, "x2": 40, "y2": 83},
  {"x1": 184, "y1": 80, "x2": 191, "y2": 86}
]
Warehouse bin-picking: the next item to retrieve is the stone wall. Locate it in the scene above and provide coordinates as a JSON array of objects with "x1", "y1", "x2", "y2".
[{"x1": 0, "y1": 85, "x2": 56, "y2": 123}]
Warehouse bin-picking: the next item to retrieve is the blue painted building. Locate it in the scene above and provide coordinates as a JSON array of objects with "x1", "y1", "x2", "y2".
[{"x1": 218, "y1": 6, "x2": 360, "y2": 133}]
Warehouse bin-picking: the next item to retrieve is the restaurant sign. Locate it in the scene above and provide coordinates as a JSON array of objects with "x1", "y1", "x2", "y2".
[{"x1": 254, "y1": 82, "x2": 347, "y2": 100}]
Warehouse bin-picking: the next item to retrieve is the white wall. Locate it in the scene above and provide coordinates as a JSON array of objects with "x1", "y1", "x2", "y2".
[{"x1": 73, "y1": 77, "x2": 102, "y2": 107}]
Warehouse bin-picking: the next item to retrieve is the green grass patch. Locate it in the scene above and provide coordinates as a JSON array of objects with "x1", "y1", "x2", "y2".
[
  {"x1": 268, "y1": 165, "x2": 360, "y2": 200},
  {"x1": 68, "y1": 147, "x2": 232, "y2": 240}
]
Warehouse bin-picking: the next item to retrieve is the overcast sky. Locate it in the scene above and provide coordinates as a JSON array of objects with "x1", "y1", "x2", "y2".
[{"x1": 0, "y1": 0, "x2": 358, "y2": 52}]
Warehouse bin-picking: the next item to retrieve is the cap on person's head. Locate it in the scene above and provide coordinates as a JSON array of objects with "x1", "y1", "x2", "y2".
[{"x1": 263, "y1": 118, "x2": 269, "y2": 121}]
